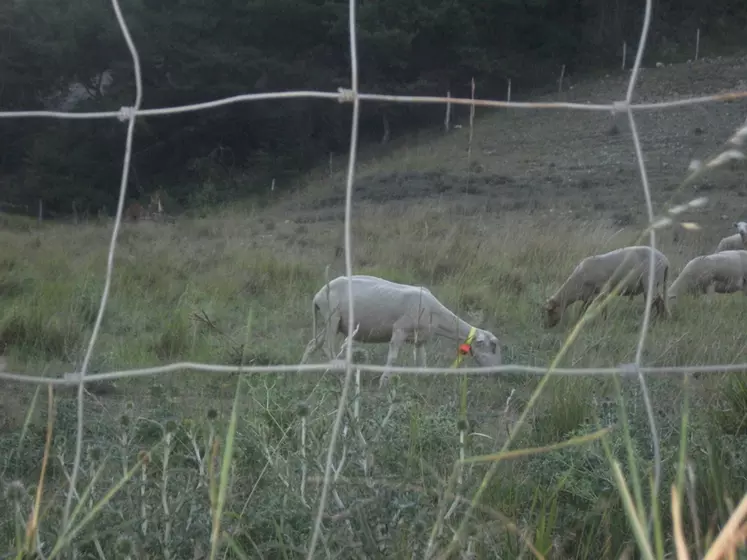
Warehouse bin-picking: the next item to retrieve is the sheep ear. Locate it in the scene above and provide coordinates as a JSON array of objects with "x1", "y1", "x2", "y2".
[{"x1": 475, "y1": 331, "x2": 485, "y2": 343}]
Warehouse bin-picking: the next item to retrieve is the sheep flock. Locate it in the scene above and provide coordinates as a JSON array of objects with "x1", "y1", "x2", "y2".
[{"x1": 301, "y1": 220, "x2": 747, "y2": 383}]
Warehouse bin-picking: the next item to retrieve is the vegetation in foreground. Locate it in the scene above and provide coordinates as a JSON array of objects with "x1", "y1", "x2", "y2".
[{"x1": 1, "y1": 201, "x2": 746, "y2": 558}]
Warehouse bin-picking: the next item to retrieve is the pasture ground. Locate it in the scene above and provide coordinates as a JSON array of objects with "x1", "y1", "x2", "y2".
[{"x1": 1, "y1": 55, "x2": 747, "y2": 558}]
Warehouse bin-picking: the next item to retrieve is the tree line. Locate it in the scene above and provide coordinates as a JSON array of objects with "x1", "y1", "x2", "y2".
[{"x1": 0, "y1": 0, "x2": 744, "y2": 217}]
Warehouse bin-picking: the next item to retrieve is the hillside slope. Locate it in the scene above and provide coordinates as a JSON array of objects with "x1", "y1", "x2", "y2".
[{"x1": 284, "y1": 53, "x2": 747, "y2": 244}]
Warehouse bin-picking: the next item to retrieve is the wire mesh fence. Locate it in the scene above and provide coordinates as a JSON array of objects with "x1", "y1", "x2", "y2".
[{"x1": 2, "y1": 0, "x2": 747, "y2": 556}]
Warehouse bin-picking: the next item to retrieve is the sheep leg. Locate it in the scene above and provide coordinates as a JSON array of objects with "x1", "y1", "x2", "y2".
[
  {"x1": 578, "y1": 298, "x2": 593, "y2": 321},
  {"x1": 641, "y1": 286, "x2": 658, "y2": 317},
  {"x1": 705, "y1": 283, "x2": 716, "y2": 304},
  {"x1": 298, "y1": 314, "x2": 339, "y2": 371},
  {"x1": 322, "y1": 309, "x2": 342, "y2": 361},
  {"x1": 650, "y1": 295, "x2": 661, "y2": 316},
  {"x1": 600, "y1": 300, "x2": 609, "y2": 320},
  {"x1": 652, "y1": 293, "x2": 669, "y2": 318},
  {"x1": 662, "y1": 295, "x2": 671, "y2": 317},
  {"x1": 658, "y1": 285, "x2": 672, "y2": 318},
  {"x1": 299, "y1": 303, "x2": 325, "y2": 367},
  {"x1": 299, "y1": 333, "x2": 324, "y2": 366},
  {"x1": 379, "y1": 327, "x2": 408, "y2": 389},
  {"x1": 415, "y1": 343, "x2": 427, "y2": 368}
]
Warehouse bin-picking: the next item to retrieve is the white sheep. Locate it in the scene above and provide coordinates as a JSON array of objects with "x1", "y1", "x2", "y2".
[
  {"x1": 544, "y1": 245, "x2": 670, "y2": 327},
  {"x1": 298, "y1": 275, "x2": 502, "y2": 388},
  {"x1": 715, "y1": 221, "x2": 747, "y2": 252},
  {"x1": 667, "y1": 250, "x2": 747, "y2": 303}
]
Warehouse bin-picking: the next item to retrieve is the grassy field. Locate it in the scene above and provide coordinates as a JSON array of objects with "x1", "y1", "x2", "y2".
[{"x1": 2, "y1": 55, "x2": 747, "y2": 558}]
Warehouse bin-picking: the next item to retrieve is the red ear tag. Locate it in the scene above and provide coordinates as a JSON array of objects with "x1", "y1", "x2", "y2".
[{"x1": 459, "y1": 343, "x2": 472, "y2": 355}]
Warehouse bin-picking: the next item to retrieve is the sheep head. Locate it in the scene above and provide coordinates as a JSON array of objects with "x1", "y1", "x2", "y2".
[
  {"x1": 734, "y1": 220, "x2": 747, "y2": 242},
  {"x1": 470, "y1": 329, "x2": 502, "y2": 368},
  {"x1": 544, "y1": 298, "x2": 562, "y2": 328}
]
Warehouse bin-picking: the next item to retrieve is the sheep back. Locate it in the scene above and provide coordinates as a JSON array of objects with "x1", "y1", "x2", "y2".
[
  {"x1": 311, "y1": 275, "x2": 446, "y2": 343},
  {"x1": 556, "y1": 246, "x2": 668, "y2": 302},
  {"x1": 716, "y1": 233, "x2": 745, "y2": 253},
  {"x1": 669, "y1": 250, "x2": 747, "y2": 297}
]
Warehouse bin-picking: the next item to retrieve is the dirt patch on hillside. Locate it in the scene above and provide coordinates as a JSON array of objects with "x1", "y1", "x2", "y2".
[{"x1": 286, "y1": 54, "x2": 747, "y2": 248}]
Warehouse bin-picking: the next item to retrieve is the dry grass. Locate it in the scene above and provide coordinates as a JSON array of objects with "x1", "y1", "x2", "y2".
[{"x1": 1, "y1": 200, "x2": 747, "y2": 557}]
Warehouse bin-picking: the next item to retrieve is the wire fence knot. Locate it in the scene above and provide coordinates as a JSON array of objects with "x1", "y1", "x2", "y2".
[
  {"x1": 337, "y1": 88, "x2": 356, "y2": 103},
  {"x1": 617, "y1": 362, "x2": 640, "y2": 376},
  {"x1": 117, "y1": 106, "x2": 136, "y2": 122},
  {"x1": 328, "y1": 358, "x2": 348, "y2": 369},
  {"x1": 612, "y1": 100, "x2": 629, "y2": 115}
]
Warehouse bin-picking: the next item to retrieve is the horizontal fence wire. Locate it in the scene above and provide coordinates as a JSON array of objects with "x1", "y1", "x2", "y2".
[
  {"x1": 1, "y1": 362, "x2": 747, "y2": 386},
  {"x1": 5, "y1": 90, "x2": 747, "y2": 122}
]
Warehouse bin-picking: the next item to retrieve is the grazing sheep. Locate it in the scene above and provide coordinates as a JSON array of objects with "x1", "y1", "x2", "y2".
[
  {"x1": 667, "y1": 250, "x2": 747, "y2": 303},
  {"x1": 715, "y1": 221, "x2": 747, "y2": 252},
  {"x1": 298, "y1": 275, "x2": 502, "y2": 388},
  {"x1": 544, "y1": 246, "x2": 670, "y2": 327}
]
